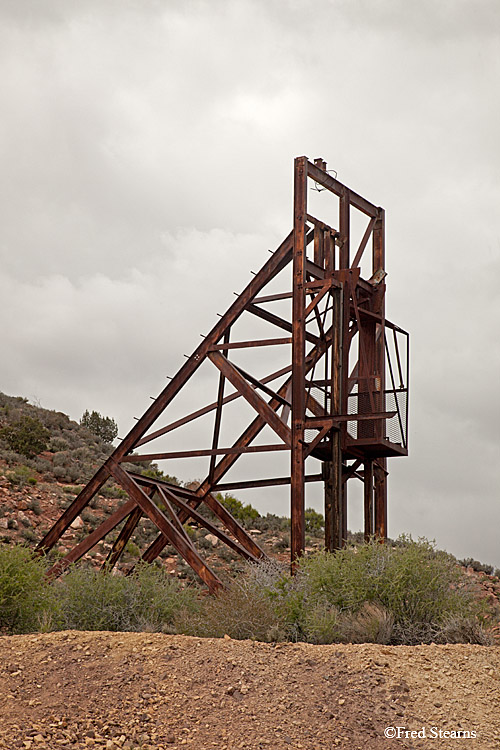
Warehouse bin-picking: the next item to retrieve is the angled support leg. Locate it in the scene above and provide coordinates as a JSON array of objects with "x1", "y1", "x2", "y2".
[
  {"x1": 46, "y1": 498, "x2": 137, "y2": 580},
  {"x1": 37, "y1": 464, "x2": 110, "y2": 554},
  {"x1": 108, "y1": 462, "x2": 223, "y2": 593},
  {"x1": 103, "y1": 505, "x2": 144, "y2": 571}
]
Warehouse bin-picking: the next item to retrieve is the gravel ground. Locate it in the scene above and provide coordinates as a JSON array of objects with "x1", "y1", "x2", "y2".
[{"x1": 1, "y1": 632, "x2": 499, "y2": 750}]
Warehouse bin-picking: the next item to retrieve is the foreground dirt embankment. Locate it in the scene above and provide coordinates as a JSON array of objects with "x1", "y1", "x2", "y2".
[{"x1": 0, "y1": 632, "x2": 499, "y2": 750}]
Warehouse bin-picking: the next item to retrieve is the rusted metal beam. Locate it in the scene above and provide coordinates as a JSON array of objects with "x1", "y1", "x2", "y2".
[
  {"x1": 108, "y1": 462, "x2": 223, "y2": 593},
  {"x1": 246, "y1": 303, "x2": 320, "y2": 345},
  {"x1": 364, "y1": 460, "x2": 374, "y2": 541},
  {"x1": 201, "y1": 491, "x2": 267, "y2": 559},
  {"x1": 37, "y1": 464, "x2": 110, "y2": 555},
  {"x1": 103, "y1": 505, "x2": 144, "y2": 571},
  {"x1": 215, "y1": 474, "x2": 323, "y2": 491},
  {"x1": 351, "y1": 216, "x2": 377, "y2": 269},
  {"x1": 325, "y1": 285, "x2": 343, "y2": 551},
  {"x1": 291, "y1": 155, "x2": 307, "y2": 565},
  {"x1": 158, "y1": 485, "x2": 262, "y2": 562},
  {"x1": 156, "y1": 487, "x2": 196, "y2": 548},
  {"x1": 46, "y1": 498, "x2": 137, "y2": 579},
  {"x1": 303, "y1": 424, "x2": 331, "y2": 458},
  {"x1": 230, "y1": 363, "x2": 291, "y2": 408},
  {"x1": 307, "y1": 160, "x2": 379, "y2": 218},
  {"x1": 122, "y1": 443, "x2": 290, "y2": 462},
  {"x1": 252, "y1": 291, "x2": 293, "y2": 304},
  {"x1": 136, "y1": 363, "x2": 293, "y2": 447},
  {"x1": 304, "y1": 412, "x2": 396, "y2": 428},
  {"x1": 208, "y1": 350, "x2": 292, "y2": 446},
  {"x1": 39, "y1": 158, "x2": 408, "y2": 587},
  {"x1": 209, "y1": 337, "x2": 292, "y2": 351}
]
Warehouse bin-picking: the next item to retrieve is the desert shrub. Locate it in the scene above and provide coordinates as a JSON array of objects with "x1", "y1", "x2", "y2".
[
  {"x1": 216, "y1": 493, "x2": 260, "y2": 528},
  {"x1": 219, "y1": 546, "x2": 237, "y2": 562},
  {"x1": 81, "y1": 510, "x2": 100, "y2": 529},
  {"x1": 305, "y1": 508, "x2": 324, "y2": 535},
  {"x1": 285, "y1": 538, "x2": 484, "y2": 644},
  {"x1": 300, "y1": 598, "x2": 341, "y2": 644},
  {"x1": 197, "y1": 534, "x2": 213, "y2": 550},
  {"x1": 0, "y1": 416, "x2": 50, "y2": 458},
  {"x1": 196, "y1": 538, "x2": 486, "y2": 646},
  {"x1": 337, "y1": 602, "x2": 394, "y2": 644},
  {"x1": 273, "y1": 535, "x2": 290, "y2": 550},
  {"x1": 21, "y1": 528, "x2": 37, "y2": 543},
  {"x1": 434, "y1": 616, "x2": 494, "y2": 645},
  {"x1": 63, "y1": 485, "x2": 84, "y2": 495},
  {"x1": 0, "y1": 544, "x2": 58, "y2": 633},
  {"x1": 80, "y1": 410, "x2": 118, "y2": 444},
  {"x1": 27, "y1": 457, "x2": 52, "y2": 474},
  {"x1": 178, "y1": 571, "x2": 287, "y2": 642},
  {"x1": 48, "y1": 436, "x2": 70, "y2": 452},
  {"x1": 57, "y1": 562, "x2": 199, "y2": 632},
  {"x1": 460, "y1": 557, "x2": 494, "y2": 576},
  {"x1": 251, "y1": 513, "x2": 289, "y2": 533},
  {"x1": 6, "y1": 465, "x2": 37, "y2": 487},
  {"x1": 0, "y1": 449, "x2": 25, "y2": 466},
  {"x1": 28, "y1": 498, "x2": 42, "y2": 516},
  {"x1": 41, "y1": 410, "x2": 72, "y2": 431},
  {"x1": 99, "y1": 482, "x2": 128, "y2": 500},
  {"x1": 310, "y1": 541, "x2": 461, "y2": 608},
  {"x1": 140, "y1": 464, "x2": 180, "y2": 485},
  {"x1": 53, "y1": 466, "x2": 73, "y2": 482},
  {"x1": 124, "y1": 541, "x2": 140, "y2": 558}
]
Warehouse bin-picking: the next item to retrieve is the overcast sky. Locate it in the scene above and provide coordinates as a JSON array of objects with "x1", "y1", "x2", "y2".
[{"x1": 1, "y1": 0, "x2": 499, "y2": 565}]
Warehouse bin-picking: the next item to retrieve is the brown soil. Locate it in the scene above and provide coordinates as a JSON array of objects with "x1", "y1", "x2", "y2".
[{"x1": 1, "y1": 632, "x2": 499, "y2": 750}]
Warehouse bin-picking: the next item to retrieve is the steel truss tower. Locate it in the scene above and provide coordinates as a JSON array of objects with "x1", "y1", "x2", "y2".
[{"x1": 38, "y1": 157, "x2": 409, "y2": 592}]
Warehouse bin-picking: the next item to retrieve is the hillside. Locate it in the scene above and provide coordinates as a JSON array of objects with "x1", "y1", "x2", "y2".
[
  {"x1": 0, "y1": 391, "x2": 324, "y2": 580},
  {"x1": 1, "y1": 390, "x2": 500, "y2": 613}
]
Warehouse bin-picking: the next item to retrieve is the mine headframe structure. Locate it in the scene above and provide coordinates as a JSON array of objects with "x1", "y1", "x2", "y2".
[{"x1": 37, "y1": 156, "x2": 409, "y2": 591}]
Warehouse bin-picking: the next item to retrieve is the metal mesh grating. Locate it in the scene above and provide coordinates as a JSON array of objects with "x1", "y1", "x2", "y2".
[{"x1": 347, "y1": 388, "x2": 407, "y2": 447}]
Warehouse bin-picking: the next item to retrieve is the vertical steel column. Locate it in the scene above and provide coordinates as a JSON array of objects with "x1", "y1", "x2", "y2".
[
  {"x1": 324, "y1": 286, "x2": 343, "y2": 551},
  {"x1": 373, "y1": 208, "x2": 387, "y2": 539},
  {"x1": 291, "y1": 156, "x2": 307, "y2": 565},
  {"x1": 339, "y1": 188, "x2": 350, "y2": 545},
  {"x1": 363, "y1": 459, "x2": 374, "y2": 541},
  {"x1": 374, "y1": 460, "x2": 387, "y2": 539}
]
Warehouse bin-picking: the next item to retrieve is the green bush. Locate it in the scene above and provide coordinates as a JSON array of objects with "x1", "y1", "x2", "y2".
[
  {"x1": 305, "y1": 508, "x2": 324, "y2": 535},
  {"x1": 56, "y1": 562, "x2": 199, "y2": 632},
  {"x1": 6, "y1": 465, "x2": 38, "y2": 487},
  {"x1": 0, "y1": 416, "x2": 50, "y2": 458},
  {"x1": 217, "y1": 493, "x2": 260, "y2": 527},
  {"x1": 28, "y1": 498, "x2": 42, "y2": 515},
  {"x1": 251, "y1": 513, "x2": 289, "y2": 533},
  {"x1": 281, "y1": 537, "x2": 484, "y2": 644},
  {"x1": 80, "y1": 410, "x2": 118, "y2": 444},
  {"x1": 48, "y1": 436, "x2": 70, "y2": 452},
  {"x1": 178, "y1": 571, "x2": 288, "y2": 642},
  {"x1": 460, "y1": 557, "x2": 494, "y2": 576},
  {"x1": 21, "y1": 528, "x2": 37, "y2": 543},
  {"x1": 0, "y1": 545, "x2": 58, "y2": 633},
  {"x1": 185, "y1": 538, "x2": 487, "y2": 645},
  {"x1": 141, "y1": 464, "x2": 180, "y2": 485}
]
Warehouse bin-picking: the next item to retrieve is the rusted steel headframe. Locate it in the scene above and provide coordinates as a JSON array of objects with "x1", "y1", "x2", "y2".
[{"x1": 37, "y1": 156, "x2": 409, "y2": 589}]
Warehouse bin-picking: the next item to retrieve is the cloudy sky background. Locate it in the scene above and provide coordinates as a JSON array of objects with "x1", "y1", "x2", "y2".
[{"x1": 1, "y1": 0, "x2": 499, "y2": 564}]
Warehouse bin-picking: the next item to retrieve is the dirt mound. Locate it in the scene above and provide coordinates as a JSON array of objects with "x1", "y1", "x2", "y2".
[{"x1": 1, "y1": 632, "x2": 499, "y2": 749}]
